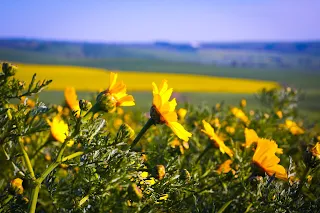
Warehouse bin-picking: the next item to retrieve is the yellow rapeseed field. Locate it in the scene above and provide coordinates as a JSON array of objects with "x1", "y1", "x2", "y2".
[{"x1": 15, "y1": 63, "x2": 279, "y2": 93}]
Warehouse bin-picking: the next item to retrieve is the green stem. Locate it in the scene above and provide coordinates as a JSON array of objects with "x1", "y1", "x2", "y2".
[
  {"x1": 295, "y1": 166, "x2": 311, "y2": 198},
  {"x1": 18, "y1": 137, "x2": 35, "y2": 179},
  {"x1": 130, "y1": 118, "x2": 154, "y2": 149},
  {"x1": 83, "y1": 104, "x2": 100, "y2": 121},
  {"x1": 78, "y1": 194, "x2": 89, "y2": 207},
  {"x1": 62, "y1": 151, "x2": 84, "y2": 162},
  {"x1": 28, "y1": 182, "x2": 40, "y2": 213},
  {"x1": 28, "y1": 139, "x2": 82, "y2": 213}
]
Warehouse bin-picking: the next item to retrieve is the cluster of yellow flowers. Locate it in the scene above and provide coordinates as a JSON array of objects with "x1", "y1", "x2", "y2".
[
  {"x1": 44, "y1": 71, "x2": 317, "y2": 183},
  {"x1": 47, "y1": 72, "x2": 192, "y2": 147}
]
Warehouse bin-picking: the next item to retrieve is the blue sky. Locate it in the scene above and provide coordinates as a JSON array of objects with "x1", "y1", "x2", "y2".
[{"x1": 1, "y1": 0, "x2": 319, "y2": 42}]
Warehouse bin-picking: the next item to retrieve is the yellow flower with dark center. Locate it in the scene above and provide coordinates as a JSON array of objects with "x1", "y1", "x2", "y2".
[
  {"x1": 253, "y1": 138, "x2": 287, "y2": 180},
  {"x1": 96, "y1": 72, "x2": 135, "y2": 112},
  {"x1": 217, "y1": 159, "x2": 235, "y2": 175},
  {"x1": 201, "y1": 120, "x2": 233, "y2": 158},
  {"x1": 151, "y1": 80, "x2": 192, "y2": 141},
  {"x1": 11, "y1": 178, "x2": 24, "y2": 194},
  {"x1": 285, "y1": 120, "x2": 304, "y2": 135},
  {"x1": 64, "y1": 87, "x2": 80, "y2": 117},
  {"x1": 311, "y1": 142, "x2": 320, "y2": 159},
  {"x1": 231, "y1": 107, "x2": 249, "y2": 124},
  {"x1": 47, "y1": 116, "x2": 73, "y2": 146}
]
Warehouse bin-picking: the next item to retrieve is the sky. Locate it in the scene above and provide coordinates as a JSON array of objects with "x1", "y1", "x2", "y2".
[{"x1": 1, "y1": 0, "x2": 319, "y2": 42}]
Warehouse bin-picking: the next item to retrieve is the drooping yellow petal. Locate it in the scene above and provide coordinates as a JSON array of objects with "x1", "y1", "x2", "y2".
[
  {"x1": 167, "y1": 122, "x2": 192, "y2": 142},
  {"x1": 244, "y1": 128, "x2": 259, "y2": 148},
  {"x1": 217, "y1": 159, "x2": 235, "y2": 174},
  {"x1": 117, "y1": 95, "x2": 135, "y2": 106},
  {"x1": 201, "y1": 120, "x2": 233, "y2": 158}
]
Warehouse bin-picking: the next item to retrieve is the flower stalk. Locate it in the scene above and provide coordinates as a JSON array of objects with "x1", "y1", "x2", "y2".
[{"x1": 131, "y1": 118, "x2": 154, "y2": 149}]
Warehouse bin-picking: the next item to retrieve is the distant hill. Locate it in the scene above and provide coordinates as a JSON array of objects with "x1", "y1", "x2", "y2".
[{"x1": 0, "y1": 38, "x2": 319, "y2": 70}]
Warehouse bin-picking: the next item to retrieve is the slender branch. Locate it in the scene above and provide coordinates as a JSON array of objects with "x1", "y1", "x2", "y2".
[
  {"x1": 28, "y1": 137, "x2": 81, "y2": 213},
  {"x1": 62, "y1": 151, "x2": 84, "y2": 162},
  {"x1": 130, "y1": 118, "x2": 154, "y2": 149},
  {"x1": 18, "y1": 137, "x2": 35, "y2": 179}
]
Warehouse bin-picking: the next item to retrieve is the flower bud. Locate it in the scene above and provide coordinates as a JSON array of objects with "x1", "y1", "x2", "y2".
[
  {"x1": 177, "y1": 108, "x2": 187, "y2": 120},
  {"x1": 128, "y1": 183, "x2": 143, "y2": 201},
  {"x1": 2, "y1": 62, "x2": 17, "y2": 76},
  {"x1": 79, "y1": 99, "x2": 92, "y2": 111},
  {"x1": 180, "y1": 169, "x2": 191, "y2": 182},
  {"x1": 96, "y1": 91, "x2": 117, "y2": 113},
  {"x1": 304, "y1": 146, "x2": 319, "y2": 168},
  {"x1": 311, "y1": 142, "x2": 320, "y2": 160},
  {"x1": 116, "y1": 123, "x2": 135, "y2": 142},
  {"x1": 10, "y1": 178, "x2": 24, "y2": 194},
  {"x1": 153, "y1": 165, "x2": 166, "y2": 180}
]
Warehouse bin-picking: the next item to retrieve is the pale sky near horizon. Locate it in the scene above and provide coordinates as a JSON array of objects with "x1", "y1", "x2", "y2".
[{"x1": 1, "y1": 0, "x2": 319, "y2": 42}]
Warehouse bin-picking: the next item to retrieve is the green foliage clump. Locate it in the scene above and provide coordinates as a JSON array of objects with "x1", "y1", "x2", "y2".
[{"x1": 0, "y1": 62, "x2": 319, "y2": 213}]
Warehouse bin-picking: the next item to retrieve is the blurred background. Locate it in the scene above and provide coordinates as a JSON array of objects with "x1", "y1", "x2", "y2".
[{"x1": 1, "y1": 0, "x2": 319, "y2": 118}]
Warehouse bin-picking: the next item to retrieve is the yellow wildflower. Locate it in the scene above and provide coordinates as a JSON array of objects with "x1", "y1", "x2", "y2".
[
  {"x1": 140, "y1": 171, "x2": 149, "y2": 179},
  {"x1": 11, "y1": 178, "x2": 24, "y2": 194},
  {"x1": 213, "y1": 118, "x2": 220, "y2": 128},
  {"x1": 244, "y1": 128, "x2": 283, "y2": 154},
  {"x1": 64, "y1": 87, "x2": 80, "y2": 117},
  {"x1": 276, "y1": 111, "x2": 283, "y2": 119},
  {"x1": 96, "y1": 72, "x2": 135, "y2": 112},
  {"x1": 217, "y1": 159, "x2": 235, "y2": 175},
  {"x1": 159, "y1": 194, "x2": 169, "y2": 200},
  {"x1": 20, "y1": 96, "x2": 35, "y2": 108},
  {"x1": 169, "y1": 138, "x2": 189, "y2": 154},
  {"x1": 226, "y1": 126, "x2": 235, "y2": 135},
  {"x1": 311, "y1": 142, "x2": 320, "y2": 159},
  {"x1": 177, "y1": 108, "x2": 187, "y2": 120},
  {"x1": 47, "y1": 116, "x2": 73, "y2": 146},
  {"x1": 240, "y1": 99, "x2": 247, "y2": 107},
  {"x1": 145, "y1": 177, "x2": 156, "y2": 185},
  {"x1": 155, "y1": 165, "x2": 166, "y2": 180},
  {"x1": 151, "y1": 80, "x2": 192, "y2": 141},
  {"x1": 201, "y1": 120, "x2": 233, "y2": 158},
  {"x1": 231, "y1": 107, "x2": 249, "y2": 124},
  {"x1": 253, "y1": 138, "x2": 287, "y2": 180},
  {"x1": 285, "y1": 120, "x2": 304, "y2": 135}
]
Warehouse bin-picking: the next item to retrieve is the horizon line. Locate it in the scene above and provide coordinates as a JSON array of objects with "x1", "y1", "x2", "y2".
[{"x1": 1, "y1": 36, "x2": 320, "y2": 44}]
